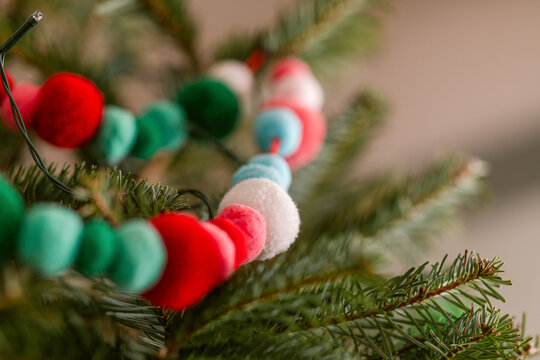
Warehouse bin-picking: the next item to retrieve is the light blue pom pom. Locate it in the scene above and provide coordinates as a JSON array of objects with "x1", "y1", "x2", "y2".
[
  {"x1": 249, "y1": 154, "x2": 292, "y2": 190},
  {"x1": 109, "y1": 220, "x2": 166, "y2": 293},
  {"x1": 254, "y1": 108, "x2": 302, "y2": 157},
  {"x1": 143, "y1": 101, "x2": 189, "y2": 151},
  {"x1": 90, "y1": 106, "x2": 138, "y2": 164},
  {"x1": 232, "y1": 163, "x2": 287, "y2": 190},
  {"x1": 18, "y1": 204, "x2": 83, "y2": 275}
]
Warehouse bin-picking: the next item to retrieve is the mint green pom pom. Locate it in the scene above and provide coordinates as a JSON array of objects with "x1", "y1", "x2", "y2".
[
  {"x1": 177, "y1": 77, "x2": 240, "y2": 139},
  {"x1": 109, "y1": 220, "x2": 166, "y2": 292},
  {"x1": 18, "y1": 204, "x2": 83, "y2": 275},
  {"x1": 131, "y1": 101, "x2": 188, "y2": 159},
  {"x1": 0, "y1": 176, "x2": 24, "y2": 260},
  {"x1": 89, "y1": 106, "x2": 137, "y2": 165},
  {"x1": 76, "y1": 220, "x2": 120, "y2": 276}
]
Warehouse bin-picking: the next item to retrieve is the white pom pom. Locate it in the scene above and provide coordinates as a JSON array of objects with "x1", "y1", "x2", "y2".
[
  {"x1": 209, "y1": 60, "x2": 254, "y2": 99},
  {"x1": 218, "y1": 178, "x2": 300, "y2": 260},
  {"x1": 269, "y1": 73, "x2": 324, "y2": 110}
]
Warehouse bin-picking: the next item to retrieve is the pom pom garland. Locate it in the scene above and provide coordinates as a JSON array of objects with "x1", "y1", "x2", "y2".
[
  {"x1": 269, "y1": 73, "x2": 324, "y2": 110},
  {"x1": 1, "y1": 82, "x2": 40, "y2": 130},
  {"x1": 33, "y1": 73, "x2": 104, "y2": 148},
  {"x1": 218, "y1": 178, "x2": 300, "y2": 260},
  {"x1": 209, "y1": 217, "x2": 248, "y2": 268},
  {"x1": 17, "y1": 204, "x2": 83, "y2": 275},
  {"x1": 270, "y1": 57, "x2": 312, "y2": 82},
  {"x1": 200, "y1": 222, "x2": 236, "y2": 280},
  {"x1": 249, "y1": 154, "x2": 292, "y2": 190},
  {"x1": 0, "y1": 176, "x2": 24, "y2": 259},
  {"x1": 254, "y1": 108, "x2": 302, "y2": 157},
  {"x1": 232, "y1": 163, "x2": 287, "y2": 190},
  {"x1": 215, "y1": 204, "x2": 266, "y2": 263},
  {"x1": 76, "y1": 220, "x2": 120, "y2": 276},
  {"x1": 208, "y1": 60, "x2": 254, "y2": 99}
]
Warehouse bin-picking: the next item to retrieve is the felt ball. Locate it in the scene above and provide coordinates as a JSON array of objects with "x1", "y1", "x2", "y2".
[
  {"x1": 218, "y1": 178, "x2": 299, "y2": 260},
  {"x1": 131, "y1": 101, "x2": 189, "y2": 159},
  {"x1": 1, "y1": 83, "x2": 40, "y2": 130},
  {"x1": 200, "y1": 222, "x2": 235, "y2": 279},
  {"x1": 254, "y1": 108, "x2": 302, "y2": 157},
  {"x1": 75, "y1": 220, "x2": 120, "y2": 276},
  {"x1": 208, "y1": 60, "x2": 254, "y2": 99},
  {"x1": 209, "y1": 217, "x2": 248, "y2": 268},
  {"x1": 89, "y1": 106, "x2": 138, "y2": 165},
  {"x1": 177, "y1": 77, "x2": 240, "y2": 139},
  {"x1": 270, "y1": 57, "x2": 312, "y2": 82},
  {"x1": 33, "y1": 73, "x2": 104, "y2": 148},
  {"x1": 216, "y1": 204, "x2": 266, "y2": 263},
  {"x1": 0, "y1": 71, "x2": 15, "y2": 103},
  {"x1": 270, "y1": 73, "x2": 324, "y2": 110},
  {"x1": 0, "y1": 176, "x2": 24, "y2": 260},
  {"x1": 143, "y1": 213, "x2": 226, "y2": 310},
  {"x1": 18, "y1": 204, "x2": 83, "y2": 275},
  {"x1": 263, "y1": 99, "x2": 326, "y2": 169},
  {"x1": 109, "y1": 220, "x2": 166, "y2": 293},
  {"x1": 232, "y1": 163, "x2": 287, "y2": 190},
  {"x1": 249, "y1": 154, "x2": 292, "y2": 191}
]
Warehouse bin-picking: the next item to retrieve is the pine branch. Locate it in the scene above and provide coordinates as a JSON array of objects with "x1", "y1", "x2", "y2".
[
  {"x1": 139, "y1": 0, "x2": 200, "y2": 72},
  {"x1": 291, "y1": 91, "x2": 386, "y2": 211}
]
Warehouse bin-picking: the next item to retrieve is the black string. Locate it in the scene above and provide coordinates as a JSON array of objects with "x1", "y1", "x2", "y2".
[
  {"x1": 177, "y1": 189, "x2": 215, "y2": 219},
  {"x1": 189, "y1": 123, "x2": 245, "y2": 167}
]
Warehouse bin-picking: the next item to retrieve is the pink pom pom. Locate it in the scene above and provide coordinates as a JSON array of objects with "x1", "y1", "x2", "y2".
[
  {"x1": 270, "y1": 57, "x2": 312, "y2": 82},
  {"x1": 1, "y1": 83, "x2": 40, "y2": 130},
  {"x1": 216, "y1": 204, "x2": 266, "y2": 263},
  {"x1": 263, "y1": 99, "x2": 327, "y2": 169},
  {"x1": 200, "y1": 222, "x2": 236, "y2": 280}
]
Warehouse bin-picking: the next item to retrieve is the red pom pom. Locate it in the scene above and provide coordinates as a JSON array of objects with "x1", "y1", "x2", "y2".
[
  {"x1": 210, "y1": 217, "x2": 248, "y2": 268},
  {"x1": 216, "y1": 204, "x2": 266, "y2": 263},
  {"x1": 263, "y1": 99, "x2": 327, "y2": 169},
  {"x1": 1, "y1": 83, "x2": 40, "y2": 130},
  {"x1": 0, "y1": 71, "x2": 15, "y2": 103},
  {"x1": 143, "y1": 213, "x2": 227, "y2": 310},
  {"x1": 200, "y1": 222, "x2": 235, "y2": 279},
  {"x1": 33, "y1": 73, "x2": 104, "y2": 148},
  {"x1": 270, "y1": 57, "x2": 312, "y2": 82}
]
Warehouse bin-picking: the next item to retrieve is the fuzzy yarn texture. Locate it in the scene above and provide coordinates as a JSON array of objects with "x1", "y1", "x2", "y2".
[
  {"x1": 0, "y1": 71, "x2": 14, "y2": 103},
  {"x1": 269, "y1": 73, "x2": 324, "y2": 110},
  {"x1": 177, "y1": 77, "x2": 240, "y2": 139},
  {"x1": 17, "y1": 204, "x2": 83, "y2": 275},
  {"x1": 216, "y1": 204, "x2": 266, "y2": 263},
  {"x1": 232, "y1": 163, "x2": 287, "y2": 190},
  {"x1": 270, "y1": 57, "x2": 312, "y2": 82},
  {"x1": 33, "y1": 73, "x2": 104, "y2": 148},
  {"x1": 144, "y1": 213, "x2": 226, "y2": 310},
  {"x1": 0, "y1": 176, "x2": 24, "y2": 260},
  {"x1": 89, "y1": 106, "x2": 138, "y2": 165},
  {"x1": 76, "y1": 220, "x2": 120, "y2": 276},
  {"x1": 200, "y1": 222, "x2": 235, "y2": 279},
  {"x1": 209, "y1": 217, "x2": 248, "y2": 268},
  {"x1": 263, "y1": 99, "x2": 326, "y2": 169},
  {"x1": 1, "y1": 83, "x2": 40, "y2": 130},
  {"x1": 109, "y1": 220, "x2": 166, "y2": 293},
  {"x1": 249, "y1": 154, "x2": 291, "y2": 190},
  {"x1": 208, "y1": 60, "x2": 254, "y2": 99},
  {"x1": 254, "y1": 108, "x2": 302, "y2": 157},
  {"x1": 218, "y1": 179, "x2": 299, "y2": 260}
]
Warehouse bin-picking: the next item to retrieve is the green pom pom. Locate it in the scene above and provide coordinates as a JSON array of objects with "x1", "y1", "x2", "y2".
[
  {"x1": 76, "y1": 220, "x2": 120, "y2": 276},
  {"x1": 109, "y1": 220, "x2": 166, "y2": 292},
  {"x1": 89, "y1": 106, "x2": 138, "y2": 165},
  {"x1": 0, "y1": 176, "x2": 24, "y2": 260},
  {"x1": 177, "y1": 77, "x2": 240, "y2": 139},
  {"x1": 131, "y1": 101, "x2": 189, "y2": 159},
  {"x1": 18, "y1": 204, "x2": 83, "y2": 275}
]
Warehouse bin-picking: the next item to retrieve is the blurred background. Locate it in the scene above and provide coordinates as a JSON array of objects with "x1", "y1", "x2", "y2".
[{"x1": 2, "y1": 0, "x2": 539, "y2": 333}]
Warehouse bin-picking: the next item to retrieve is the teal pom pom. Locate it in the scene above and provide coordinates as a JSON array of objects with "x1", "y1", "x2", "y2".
[
  {"x1": 89, "y1": 106, "x2": 138, "y2": 164},
  {"x1": 131, "y1": 101, "x2": 188, "y2": 159},
  {"x1": 232, "y1": 163, "x2": 288, "y2": 190},
  {"x1": 18, "y1": 204, "x2": 83, "y2": 275},
  {"x1": 254, "y1": 108, "x2": 302, "y2": 157},
  {"x1": 0, "y1": 176, "x2": 24, "y2": 260},
  {"x1": 177, "y1": 77, "x2": 240, "y2": 139},
  {"x1": 109, "y1": 220, "x2": 166, "y2": 292},
  {"x1": 249, "y1": 154, "x2": 292, "y2": 190},
  {"x1": 76, "y1": 220, "x2": 120, "y2": 276}
]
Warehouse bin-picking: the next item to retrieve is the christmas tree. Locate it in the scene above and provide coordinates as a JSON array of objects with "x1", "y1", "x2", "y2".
[{"x1": 0, "y1": 0, "x2": 536, "y2": 359}]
